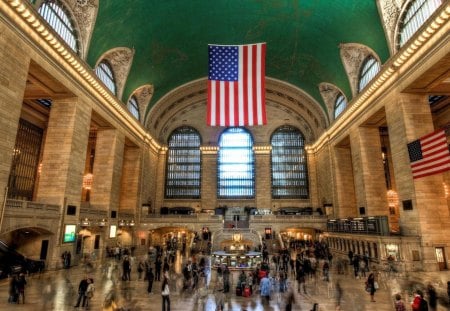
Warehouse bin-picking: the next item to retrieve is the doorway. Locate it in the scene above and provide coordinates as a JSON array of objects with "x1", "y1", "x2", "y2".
[{"x1": 435, "y1": 247, "x2": 447, "y2": 270}]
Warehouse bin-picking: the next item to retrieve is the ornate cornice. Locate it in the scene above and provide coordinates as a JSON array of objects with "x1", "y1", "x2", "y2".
[
  {"x1": 98, "y1": 47, "x2": 135, "y2": 100},
  {"x1": 318, "y1": 83, "x2": 345, "y2": 122},
  {"x1": 133, "y1": 84, "x2": 154, "y2": 125},
  {"x1": 66, "y1": 0, "x2": 98, "y2": 59},
  {"x1": 339, "y1": 43, "x2": 380, "y2": 97},
  {"x1": 377, "y1": 0, "x2": 405, "y2": 55}
]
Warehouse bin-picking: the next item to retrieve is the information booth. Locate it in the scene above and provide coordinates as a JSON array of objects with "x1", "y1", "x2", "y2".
[{"x1": 212, "y1": 251, "x2": 262, "y2": 270}]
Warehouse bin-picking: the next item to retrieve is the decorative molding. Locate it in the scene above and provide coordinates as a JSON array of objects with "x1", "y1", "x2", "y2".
[
  {"x1": 377, "y1": 0, "x2": 405, "y2": 55},
  {"x1": 98, "y1": 47, "x2": 135, "y2": 100},
  {"x1": 66, "y1": 0, "x2": 98, "y2": 59},
  {"x1": 132, "y1": 84, "x2": 154, "y2": 125},
  {"x1": 318, "y1": 83, "x2": 342, "y2": 121},
  {"x1": 339, "y1": 43, "x2": 379, "y2": 97}
]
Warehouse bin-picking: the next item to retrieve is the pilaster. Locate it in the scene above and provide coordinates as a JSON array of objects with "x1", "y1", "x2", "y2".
[
  {"x1": 386, "y1": 93, "x2": 450, "y2": 271},
  {"x1": 350, "y1": 127, "x2": 388, "y2": 216},
  {"x1": 90, "y1": 129, "x2": 125, "y2": 212}
]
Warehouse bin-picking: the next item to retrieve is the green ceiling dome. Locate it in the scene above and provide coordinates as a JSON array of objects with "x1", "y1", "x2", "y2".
[{"x1": 87, "y1": 1, "x2": 389, "y2": 115}]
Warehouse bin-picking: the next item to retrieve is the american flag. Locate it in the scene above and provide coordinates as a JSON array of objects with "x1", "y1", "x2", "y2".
[
  {"x1": 407, "y1": 129, "x2": 450, "y2": 179},
  {"x1": 207, "y1": 43, "x2": 266, "y2": 126}
]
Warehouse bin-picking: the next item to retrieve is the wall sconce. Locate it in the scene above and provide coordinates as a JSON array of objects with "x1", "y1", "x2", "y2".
[
  {"x1": 80, "y1": 218, "x2": 90, "y2": 227},
  {"x1": 98, "y1": 219, "x2": 107, "y2": 227},
  {"x1": 118, "y1": 219, "x2": 126, "y2": 227},
  {"x1": 129, "y1": 220, "x2": 135, "y2": 227}
]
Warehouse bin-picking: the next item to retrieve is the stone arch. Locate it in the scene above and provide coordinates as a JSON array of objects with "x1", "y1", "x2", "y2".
[
  {"x1": 339, "y1": 43, "x2": 382, "y2": 97},
  {"x1": 33, "y1": 0, "x2": 99, "y2": 59},
  {"x1": 147, "y1": 77, "x2": 328, "y2": 146},
  {"x1": 127, "y1": 84, "x2": 154, "y2": 124},
  {"x1": 318, "y1": 83, "x2": 348, "y2": 122},
  {"x1": 376, "y1": 0, "x2": 406, "y2": 55},
  {"x1": 95, "y1": 47, "x2": 135, "y2": 100}
]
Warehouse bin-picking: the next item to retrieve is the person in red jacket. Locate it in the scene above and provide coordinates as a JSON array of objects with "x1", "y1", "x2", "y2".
[{"x1": 411, "y1": 289, "x2": 423, "y2": 311}]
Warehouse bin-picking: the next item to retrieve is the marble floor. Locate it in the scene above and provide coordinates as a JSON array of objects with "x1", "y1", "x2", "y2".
[{"x1": 0, "y1": 255, "x2": 449, "y2": 311}]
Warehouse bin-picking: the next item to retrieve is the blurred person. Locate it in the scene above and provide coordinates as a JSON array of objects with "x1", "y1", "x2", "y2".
[
  {"x1": 147, "y1": 266, "x2": 155, "y2": 294},
  {"x1": 84, "y1": 278, "x2": 95, "y2": 309},
  {"x1": 161, "y1": 272, "x2": 171, "y2": 311},
  {"x1": 427, "y1": 283, "x2": 437, "y2": 311},
  {"x1": 394, "y1": 293, "x2": 406, "y2": 311},
  {"x1": 366, "y1": 272, "x2": 377, "y2": 302},
  {"x1": 335, "y1": 279, "x2": 343, "y2": 310},
  {"x1": 74, "y1": 275, "x2": 89, "y2": 308},
  {"x1": 260, "y1": 273, "x2": 272, "y2": 305},
  {"x1": 214, "y1": 282, "x2": 225, "y2": 311},
  {"x1": 102, "y1": 290, "x2": 119, "y2": 311},
  {"x1": 16, "y1": 273, "x2": 27, "y2": 304}
]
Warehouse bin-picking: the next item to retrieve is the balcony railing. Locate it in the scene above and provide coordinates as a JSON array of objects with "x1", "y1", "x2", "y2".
[{"x1": 5, "y1": 199, "x2": 60, "y2": 213}]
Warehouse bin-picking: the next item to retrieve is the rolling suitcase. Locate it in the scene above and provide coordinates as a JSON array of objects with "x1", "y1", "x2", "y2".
[{"x1": 243, "y1": 286, "x2": 251, "y2": 297}]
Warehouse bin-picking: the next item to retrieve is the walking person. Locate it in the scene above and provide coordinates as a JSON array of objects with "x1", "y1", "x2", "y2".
[
  {"x1": 394, "y1": 293, "x2": 406, "y2": 311},
  {"x1": 16, "y1": 273, "x2": 27, "y2": 304},
  {"x1": 161, "y1": 272, "x2": 170, "y2": 311},
  {"x1": 147, "y1": 267, "x2": 155, "y2": 294},
  {"x1": 84, "y1": 278, "x2": 95, "y2": 309},
  {"x1": 366, "y1": 272, "x2": 377, "y2": 302},
  {"x1": 74, "y1": 276, "x2": 89, "y2": 308},
  {"x1": 427, "y1": 283, "x2": 437, "y2": 311},
  {"x1": 260, "y1": 273, "x2": 272, "y2": 305}
]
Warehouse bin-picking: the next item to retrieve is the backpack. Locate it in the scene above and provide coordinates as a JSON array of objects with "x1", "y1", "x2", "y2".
[{"x1": 419, "y1": 298, "x2": 428, "y2": 311}]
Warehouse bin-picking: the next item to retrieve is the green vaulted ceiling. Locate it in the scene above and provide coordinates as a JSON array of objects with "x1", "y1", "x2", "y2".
[{"x1": 87, "y1": 0, "x2": 389, "y2": 116}]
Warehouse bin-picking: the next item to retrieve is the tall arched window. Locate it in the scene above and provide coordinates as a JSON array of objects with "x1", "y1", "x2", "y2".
[
  {"x1": 271, "y1": 126, "x2": 308, "y2": 199},
  {"x1": 165, "y1": 127, "x2": 201, "y2": 199},
  {"x1": 358, "y1": 56, "x2": 381, "y2": 92},
  {"x1": 334, "y1": 94, "x2": 347, "y2": 119},
  {"x1": 95, "y1": 60, "x2": 116, "y2": 95},
  {"x1": 218, "y1": 128, "x2": 254, "y2": 198},
  {"x1": 127, "y1": 96, "x2": 140, "y2": 120},
  {"x1": 398, "y1": 0, "x2": 443, "y2": 48},
  {"x1": 38, "y1": 0, "x2": 79, "y2": 54}
]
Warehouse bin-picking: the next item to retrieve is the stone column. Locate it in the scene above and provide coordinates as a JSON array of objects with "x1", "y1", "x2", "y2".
[
  {"x1": 37, "y1": 97, "x2": 91, "y2": 205},
  {"x1": 201, "y1": 148, "x2": 218, "y2": 210},
  {"x1": 333, "y1": 146, "x2": 357, "y2": 218},
  {"x1": 90, "y1": 129, "x2": 125, "y2": 213},
  {"x1": 307, "y1": 149, "x2": 320, "y2": 210},
  {"x1": 254, "y1": 147, "x2": 271, "y2": 210},
  {"x1": 386, "y1": 93, "x2": 450, "y2": 271},
  {"x1": 154, "y1": 149, "x2": 167, "y2": 212},
  {"x1": 0, "y1": 31, "x2": 29, "y2": 222},
  {"x1": 119, "y1": 146, "x2": 141, "y2": 215},
  {"x1": 350, "y1": 127, "x2": 388, "y2": 216},
  {"x1": 36, "y1": 96, "x2": 92, "y2": 268}
]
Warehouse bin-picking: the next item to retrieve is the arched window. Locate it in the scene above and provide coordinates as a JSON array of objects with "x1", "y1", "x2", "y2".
[
  {"x1": 358, "y1": 56, "x2": 381, "y2": 92},
  {"x1": 127, "y1": 96, "x2": 140, "y2": 120},
  {"x1": 271, "y1": 126, "x2": 308, "y2": 199},
  {"x1": 218, "y1": 128, "x2": 254, "y2": 198},
  {"x1": 334, "y1": 94, "x2": 347, "y2": 119},
  {"x1": 95, "y1": 60, "x2": 116, "y2": 95},
  {"x1": 38, "y1": 0, "x2": 79, "y2": 54},
  {"x1": 398, "y1": 0, "x2": 443, "y2": 48},
  {"x1": 165, "y1": 126, "x2": 201, "y2": 199}
]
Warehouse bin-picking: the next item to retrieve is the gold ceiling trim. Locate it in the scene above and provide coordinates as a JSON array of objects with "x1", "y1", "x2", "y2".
[
  {"x1": 310, "y1": 4, "x2": 450, "y2": 151},
  {"x1": 2, "y1": 0, "x2": 161, "y2": 152}
]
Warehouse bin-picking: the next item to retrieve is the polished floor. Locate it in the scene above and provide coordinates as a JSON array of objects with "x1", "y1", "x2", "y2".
[{"x1": 0, "y1": 254, "x2": 449, "y2": 311}]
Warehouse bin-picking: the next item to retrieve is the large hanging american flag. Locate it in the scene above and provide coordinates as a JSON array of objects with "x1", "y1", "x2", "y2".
[
  {"x1": 407, "y1": 128, "x2": 450, "y2": 179},
  {"x1": 207, "y1": 43, "x2": 266, "y2": 126}
]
